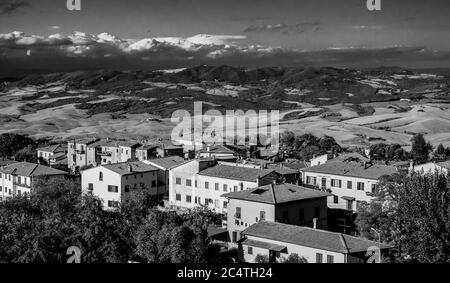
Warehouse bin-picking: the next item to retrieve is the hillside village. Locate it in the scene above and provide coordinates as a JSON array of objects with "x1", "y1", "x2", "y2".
[{"x1": 1, "y1": 129, "x2": 447, "y2": 263}]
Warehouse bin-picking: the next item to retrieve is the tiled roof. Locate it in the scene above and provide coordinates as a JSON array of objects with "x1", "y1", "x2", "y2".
[
  {"x1": 282, "y1": 160, "x2": 309, "y2": 170},
  {"x1": 200, "y1": 144, "x2": 235, "y2": 154},
  {"x1": 137, "y1": 145, "x2": 157, "y2": 150},
  {"x1": 222, "y1": 183, "x2": 329, "y2": 204},
  {"x1": 243, "y1": 221, "x2": 392, "y2": 254},
  {"x1": 198, "y1": 165, "x2": 274, "y2": 182},
  {"x1": 145, "y1": 156, "x2": 186, "y2": 170},
  {"x1": 333, "y1": 152, "x2": 370, "y2": 162},
  {"x1": 267, "y1": 165, "x2": 298, "y2": 175},
  {"x1": 102, "y1": 161, "x2": 159, "y2": 176},
  {"x1": 0, "y1": 160, "x2": 18, "y2": 167},
  {"x1": 88, "y1": 139, "x2": 141, "y2": 148},
  {"x1": 67, "y1": 138, "x2": 99, "y2": 145},
  {"x1": 37, "y1": 144, "x2": 61, "y2": 153},
  {"x1": 303, "y1": 161, "x2": 398, "y2": 180},
  {"x1": 0, "y1": 162, "x2": 66, "y2": 177}
]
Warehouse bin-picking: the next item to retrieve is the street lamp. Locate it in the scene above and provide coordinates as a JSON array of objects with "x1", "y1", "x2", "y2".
[{"x1": 370, "y1": 228, "x2": 382, "y2": 263}]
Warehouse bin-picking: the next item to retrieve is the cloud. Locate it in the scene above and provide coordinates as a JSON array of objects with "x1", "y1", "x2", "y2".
[
  {"x1": 244, "y1": 22, "x2": 321, "y2": 35},
  {"x1": 1, "y1": 30, "x2": 450, "y2": 76},
  {"x1": 0, "y1": 0, "x2": 29, "y2": 15}
]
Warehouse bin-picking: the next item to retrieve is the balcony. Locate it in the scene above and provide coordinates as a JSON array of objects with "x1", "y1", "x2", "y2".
[
  {"x1": 75, "y1": 150, "x2": 86, "y2": 155},
  {"x1": 96, "y1": 151, "x2": 112, "y2": 157},
  {"x1": 13, "y1": 182, "x2": 31, "y2": 189}
]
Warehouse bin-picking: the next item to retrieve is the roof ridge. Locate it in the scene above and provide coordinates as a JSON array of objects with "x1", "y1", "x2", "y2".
[
  {"x1": 338, "y1": 233, "x2": 350, "y2": 254},
  {"x1": 28, "y1": 163, "x2": 39, "y2": 176}
]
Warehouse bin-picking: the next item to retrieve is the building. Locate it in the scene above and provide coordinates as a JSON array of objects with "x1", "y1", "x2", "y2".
[
  {"x1": 0, "y1": 162, "x2": 67, "y2": 201},
  {"x1": 199, "y1": 144, "x2": 236, "y2": 159},
  {"x1": 411, "y1": 160, "x2": 450, "y2": 174},
  {"x1": 156, "y1": 144, "x2": 184, "y2": 158},
  {"x1": 81, "y1": 161, "x2": 159, "y2": 209},
  {"x1": 37, "y1": 144, "x2": 66, "y2": 165},
  {"x1": 302, "y1": 161, "x2": 398, "y2": 211},
  {"x1": 168, "y1": 161, "x2": 278, "y2": 213},
  {"x1": 67, "y1": 138, "x2": 100, "y2": 172},
  {"x1": 136, "y1": 145, "x2": 158, "y2": 161},
  {"x1": 310, "y1": 152, "x2": 369, "y2": 167},
  {"x1": 67, "y1": 138, "x2": 143, "y2": 173},
  {"x1": 223, "y1": 183, "x2": 330, "y2": 244},
  {"x1": 239, "y1": 221, "x2": 391, "y2": 263},
  {"x1": 143, "y1": 156, "x2": 187, "y2": 197}
]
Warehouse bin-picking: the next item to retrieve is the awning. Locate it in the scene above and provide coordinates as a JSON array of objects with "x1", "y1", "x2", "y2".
[
  {"x1": 241, "y1": 238, "x2": 287, "y2": 253},
  {"x1": 341, "y1": 196, "x2": 355, "y2": 201}
]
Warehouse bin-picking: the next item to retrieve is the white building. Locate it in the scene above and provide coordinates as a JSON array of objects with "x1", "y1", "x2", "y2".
[
  {"x1": 240, "y1": 221, "x2": 391, "y2": 263},
  {"x1": 0, "y1": 162, "x2": 67, "y2": 201},
  {"x1": 302, "y1": 161, "x2": 398, "y2": 211},
  {"x1": 412, "y1": 160, "x2": 450, "y2": 174},
  {"x1": 168, "y1": 160, "x2": 278, "y2": 214},
  {"x1": 222, "y1": 183, "x2": 329, "y2": 244},
  {"x1": 81, "y1": 161, "x2": 159, "y2": 209},
  {"x1": 37, "y1": 144, "x2": 66, "y2": 165},
  {"x1": 143, "y1": 156, "x2": 187, "y2": 197}
]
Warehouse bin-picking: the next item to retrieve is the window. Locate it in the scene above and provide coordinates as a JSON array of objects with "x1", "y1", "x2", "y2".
[
  {"x1": 205, "y1": 182, "x2": 209, "y2": 189},
  {"x1": 306, "y1": 176, "x2": 312, "y2": 184},
  {"x1": 88, "y1": 183, "x2": 93, "y2": 191},
  {"x1": 99, "y1": 172, "x2": 103, "y2": 181},
  {"x1": 223, "y1": 184, "x2": 227, "y2": 192},
  {"x1": 176, "y1": 194, "x2": 181, "y2": 201},
  {"x1": 151, "y1": 180, "x2": 156, "y2": 187},
  {"x1": 316, "y1": 253, "x2": 323, "y2": 263},
  {"x1": 232, "y1": 232, "x2": 238, "y2": 243},
  {"x1": 186, "y1": 195, "x2": 192, "y2": 203},
  {"x1": 333, "y1": 195, "x2": 339, "y2": 204},
  {"x1": 235, "y1": 207, "x2": 241, "y2": 219},
  {"x1": 186, "y1": 179, "x2": 192, "y2": 187},
  {"x1": 215, "y1": 183, "x2": 219, "y2": 191},
  {"x1": 314, "y1": 206, "x2": 320, "y2": 218},
  {"x1": 17, "y1": 176, "x2": 21, "y2": 184},
  {"x1": 223, "y1": 201, "x2": 228, "y2": 209},
  {"x1": 108, "y1": 185, "x2": 119, "y2": 193},
  {"x1": 233, "y1": 186, "x2": 238, "y2": 192},
  {"x1": 371, "y1": 184, "x2": 377, "y2": 193},
  {"x1": 195, "y1": 180, "x2": 197, "y2": 188},
  {"x1": 282, "y1": 211, "x2": 289, "y2": 222},
  {"x1": 331, "y1": 179, "x2": 342, "y2": 188},
  {"x1": 299, "y1": 209, "x2": 304, "y2": 222},
  {"x1": 247, "y1": 247, "x2": 253, "y2": 255},
  {"x1": 176, "y1": 177, "x2": 181, "y2": 185},
  {"x1": 357, "y1": 182, "x2": 365, "y2": 191},
  {"x1": 327, "y1": 255, "x2": 334, "y2": 263},
  {"x1": 108, "y1": 201, "x2": 119, "y2": 208},
  {"x1": 347, "y1": 181, "x2": 352, "y2": 189},
  {"x1": 313, "y1": 177, "x2": 317, "y2": 185},
  {"x1": 125, "y1": 185, "x2": 130, "y2": 192},
  {"x1": 260, "y1": 211, "x2": 266, "y2": 221}
]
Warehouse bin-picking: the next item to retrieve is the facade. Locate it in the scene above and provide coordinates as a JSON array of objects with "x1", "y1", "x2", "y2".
[
  {"x1": 223, "y1": 183, "x2": 329, "y2": 244},
  {"x1": 168, "y1": 161, "x2": 278, "y2": 214},
  {"x1": 0, "y1": 162, "x2": 67, "y2": 201},
  {"x1": 81, "y1": 161, "x2": 159, "y2": 209},
  {"x1": 302, "y1": 161, "x2": 398, "y2": 211},
  {"x1": 240, "y1": 221, "x2": 391, "y2": 263},
  {"x1": 136, "y1": 145, "x2": 158, "y2": 161},
  {"x1": 143, "y1": 156, "x2": 187, "y2": 197},
  {"x1": 67, "y1": 138, "x2": 143, "y2": 173},
  {"x1": 156, "y1": 144, "x2": 184, "y2": 158},
  {"x1": 37, "y1": 144, "x2": 66, "y2": 165}
]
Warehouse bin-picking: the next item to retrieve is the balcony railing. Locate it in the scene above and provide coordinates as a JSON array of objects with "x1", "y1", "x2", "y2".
[
  {"x1": 13, "y1": 182, "x2": 31, "y2": 188},
  {"x1": 96, "y1": 151, "x2": 112, "y2": 157}
]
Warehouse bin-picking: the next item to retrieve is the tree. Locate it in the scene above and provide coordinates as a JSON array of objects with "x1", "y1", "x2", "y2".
[
  {"x1": 254, "y1": 254, "x2": 270, "y2": 263},
  {"x1": 279, "y1": 253, "x2": 308, "y2": 263},
  {"x1": 436, "y1": 143, "x2": 445, "y2": 155},
  {"x1": 410, "y1": 134, "x2": 432, "y2": 164},
  {"x1": 0, "y1": 133, "x2": 36, "y2": 158},
  {"x1": 356, "y1": 171, "x2": 450, "y2": 263}
]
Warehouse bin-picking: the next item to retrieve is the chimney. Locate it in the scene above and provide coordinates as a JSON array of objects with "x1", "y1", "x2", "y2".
[
  {"x1": 256, "y1": 176, "x2": 261, "y2": 186},
  {"x1": 127, "y1": 163, "x2": 133, "y2": 172},
  {"x1": 271, "y1": 180, "x2": 277, "y2": 204},
  {"x1": 313, "y1": 218, "x2": 318, "y2": 229}
]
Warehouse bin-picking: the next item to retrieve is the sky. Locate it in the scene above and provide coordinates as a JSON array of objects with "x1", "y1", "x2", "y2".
[{"x1": 1, "y1": 0, "x2": 450, "y2": 75}]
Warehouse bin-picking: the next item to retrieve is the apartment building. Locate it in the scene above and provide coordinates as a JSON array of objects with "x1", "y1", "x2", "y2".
[
  {"x1": 199, "y1": 144, "x2": 235, "y2": 159},
  {"x1": 302, "y1": 161, "x2": 398, "y2": 211},
  {"x1": 168, "y1": 160, "x2": 278, "y2": 213},
  {"x1": 143, "y1": 156, "x2": 187, "y2": 197},
  {"x1": 136, "y1": 145, "x2": 158, "y2": 161},
  {"x1": 81, "y1": 161, "x2": 159, "y2": 209},
  {"x1": 240, "y1": 221, "x2": 391, "y2": 263},
  {"x1": 223, "y1": 183, "x2": 329, "y2": 244},
  {"x1": 0, "y1": 162, "x2": 67, "y2": 201},
  {"x1": 67, "y1": 138, "x2": 99, "y2": 172},
  {"x1": 37, "y1": 144, "x2": 66, "y2": 166}
]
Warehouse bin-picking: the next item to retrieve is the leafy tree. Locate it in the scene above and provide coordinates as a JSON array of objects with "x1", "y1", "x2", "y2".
[
  {"x1": 436, "y1": 143, "x2": 445, "y2": 155},
  {"x1": 279, "y1": 253, "x2": 308, "y2": 263},
  {"x1": 0, "y1": 133, "x2": 36, "y2": 158},
  {"x1": 254, "y1": 254, "x2": 270, "y2": 263},
  {"x1": 356, "y1": 171, "x2": 450, "y2": 263},
  {"x1": 410, "y1": 134, "x2": 432, "y2": 164}
]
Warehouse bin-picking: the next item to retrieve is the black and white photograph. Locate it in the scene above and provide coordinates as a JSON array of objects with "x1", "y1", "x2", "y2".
[{"x1": 1, "y1": 0, "x2": 450, "y2": 271}]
